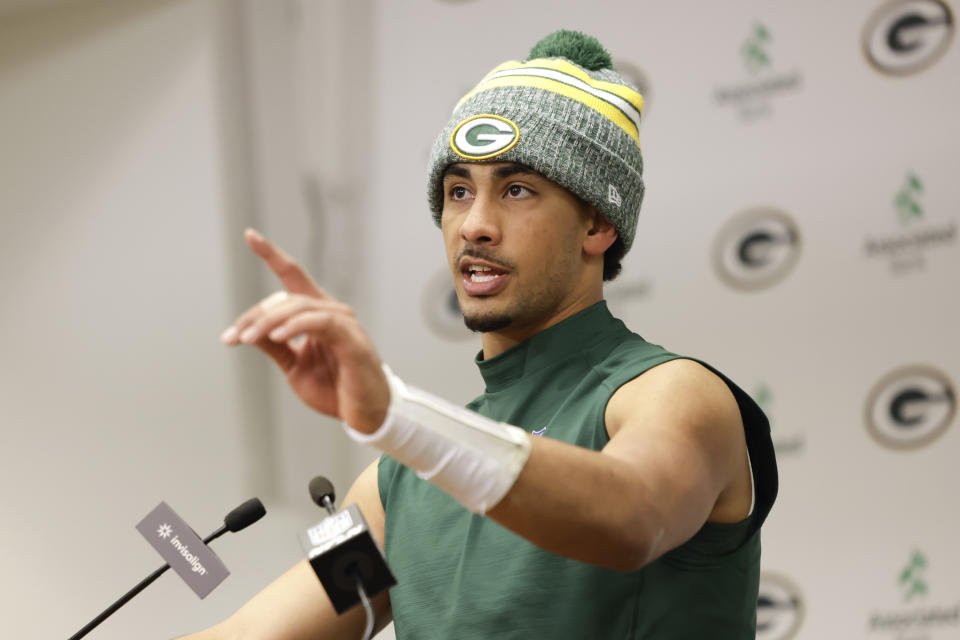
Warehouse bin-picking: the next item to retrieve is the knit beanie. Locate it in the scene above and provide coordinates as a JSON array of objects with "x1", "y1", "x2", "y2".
[{"x1": 426, "y1": 30, "x2": 645, "y2": 252}]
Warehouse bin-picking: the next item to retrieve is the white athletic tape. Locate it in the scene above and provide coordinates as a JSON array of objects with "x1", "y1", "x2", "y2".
[{"x1": 345, "y1": 366, "x2": 532, "y2": 513}]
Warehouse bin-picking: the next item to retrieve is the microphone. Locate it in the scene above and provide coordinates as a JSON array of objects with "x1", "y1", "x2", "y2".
[
  {"x1": 309, "y1": 475, "x2": 336, "y2": 515},
  {"x1": 68, "y1": 498, "x2": 266, "y2": 640},
  {"x1": 300, "y1": 476, "x2": 395, "y2": 640},
  {"x1": 219, "y1": 497, "x2": 268, "y2": 537}
]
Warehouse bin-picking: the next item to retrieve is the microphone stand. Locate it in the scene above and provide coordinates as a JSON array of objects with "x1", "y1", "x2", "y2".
[
  {"x1": 319, "y1": 495, "x2": 376, "y2": 640},
  {"x1": 68, "y1": 526, "x2": 229, "y2": 640}
]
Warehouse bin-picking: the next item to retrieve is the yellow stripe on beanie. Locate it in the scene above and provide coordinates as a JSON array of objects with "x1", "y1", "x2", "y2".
[{"x1": 457, "y1": 58, "x2": 644, "y2": 145}]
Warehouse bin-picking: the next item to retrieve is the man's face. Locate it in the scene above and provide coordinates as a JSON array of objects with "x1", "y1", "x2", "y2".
[{"x1": 440, "y1": 162, "x2": 593, "y2": 334}]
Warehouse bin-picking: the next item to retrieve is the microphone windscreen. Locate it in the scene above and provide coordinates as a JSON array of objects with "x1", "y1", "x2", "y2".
[
  {"x1": 309, "y1": 476, "x2": 336, "y2": 507},
  {"x1": 224, "y1": 498, "x2": 266, "y2": 532}
]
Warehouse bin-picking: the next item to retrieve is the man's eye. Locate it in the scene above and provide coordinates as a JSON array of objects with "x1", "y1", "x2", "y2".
[
  {"x1": 450, "y1": 185, "x2": 469, "y2": 200},
  {"x1": 507, "y1": 184, "x2": 531, "y2": 197}
]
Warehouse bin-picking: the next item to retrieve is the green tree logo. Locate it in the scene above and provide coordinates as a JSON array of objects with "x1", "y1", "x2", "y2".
[
  {"x1": 742, "y1": 23, "x2": 772, "y2": 73},
  {"x1": 894, "y1": 173, "x2": 924, "y2": 224},
  {"x1": 899, "y1": 550, "x2": 928, "y2": 602}
]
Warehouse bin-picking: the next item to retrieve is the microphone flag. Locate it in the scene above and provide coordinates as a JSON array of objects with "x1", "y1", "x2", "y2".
[
  {"x1": 300, "y1": 503, "x2": 396, "y2": 613},
  {"x1": 135, "y1": 501, "x2": 230, "y2": 598}
]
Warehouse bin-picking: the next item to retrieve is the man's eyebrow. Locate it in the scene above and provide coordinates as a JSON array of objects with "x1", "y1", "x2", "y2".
[
  {"x1": 443, "y1": 165, "x2": 471, "y2": 180},
  {"x1": 492, "y1": 163, "x2": 536, "y2": 180},
  {"x1": 442, "y1": 163, "x2": 537, "y2": 181}
]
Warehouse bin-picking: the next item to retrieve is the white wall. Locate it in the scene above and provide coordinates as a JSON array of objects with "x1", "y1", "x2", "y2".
[
  {"x1": 3, "y1": 1, "x2": 957, "y2": 639},
  {"x1": 0, "y1": 1, "x2": 352, "y2": 637}
]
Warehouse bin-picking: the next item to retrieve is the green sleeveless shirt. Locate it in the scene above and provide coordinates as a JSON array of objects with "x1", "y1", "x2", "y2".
[{"x1": 379, "y1": 302, "x2": 777, "y2": 639}]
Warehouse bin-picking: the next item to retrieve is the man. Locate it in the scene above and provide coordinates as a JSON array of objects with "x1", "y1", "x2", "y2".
[{"x1": 186, "y1": 30, "x2": 776, "y2": 639}]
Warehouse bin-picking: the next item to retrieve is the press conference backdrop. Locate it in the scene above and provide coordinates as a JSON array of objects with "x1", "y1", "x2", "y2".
[{"x1": 1, "y1": 1, "x2": 956, "y2": 639}]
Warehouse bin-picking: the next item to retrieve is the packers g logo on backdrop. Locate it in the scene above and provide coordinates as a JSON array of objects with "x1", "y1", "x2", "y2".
[
  {"x1": 863, "y1": 0, "x2": 955, "y2": 75},
  {"x1": 866, "y1": 365, "x2": 956, "y2": 450},
  {"x1": 756, "y1": 573, "x2": 804, "y2": 640},
  {"x1": 450, "y1": 114, "x2": 519, "y2": 160},
  {"x1": 712, "y1": 207, "x2": 802, "y2": 291}
]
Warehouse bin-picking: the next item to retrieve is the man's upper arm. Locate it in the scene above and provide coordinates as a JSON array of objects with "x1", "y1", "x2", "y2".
[
  {"x1": 602, "y1": 358, "x2": 750, "y2": 563},
  {"x1": 182, "y1": 458, "x2": 390, "y2": 640}
]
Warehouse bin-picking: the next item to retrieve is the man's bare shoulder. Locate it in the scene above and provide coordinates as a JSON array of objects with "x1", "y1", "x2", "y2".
[{"x1": 606, "y1": 358, "x2": 743, "y2": 439}]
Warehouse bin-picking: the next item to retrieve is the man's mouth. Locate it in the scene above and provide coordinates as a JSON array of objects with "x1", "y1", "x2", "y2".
[
  {"x1": 466, "y1": 264, "x2": 507, "y2": 282},
  {"x1": 460, "y1": 260, "x2": 510, "y2": 295}
]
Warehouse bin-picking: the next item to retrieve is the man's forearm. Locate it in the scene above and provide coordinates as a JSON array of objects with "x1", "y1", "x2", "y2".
[
  {"x1": 172, "y1": 561, "x2": 391, "y2": 640},
  {"x1": 486, "y1": 435, "x2": 663, "y2": 571}
]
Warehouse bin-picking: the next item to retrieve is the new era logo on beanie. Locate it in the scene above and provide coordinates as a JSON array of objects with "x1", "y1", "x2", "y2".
[
  {"x1": 427, "y1": 30, "x2": 645, "y2": 252},
  {"x1": 608, "y1": 184, "x2": 623, "y2": 208}
]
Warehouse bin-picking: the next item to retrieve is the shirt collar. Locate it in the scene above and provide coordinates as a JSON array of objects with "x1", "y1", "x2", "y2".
[{"x1": 474, "y1": 301, "x2": 624, "y2": 393}]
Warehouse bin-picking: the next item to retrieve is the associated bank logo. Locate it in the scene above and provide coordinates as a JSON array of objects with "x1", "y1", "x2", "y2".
[
  {"x1": 900, "y1": 550, "x2": 929, "y2": 601},
  {"x1": 756, "y1": 573, "x2": 804, "y2": 640},
  {"x1": 712, "y1": 208, "x2": 802, "y2": 291},
  {"x1": 450, "y1": 114, "x2": 519, "y2": 160},
  {"x1": 715, "y1": 22, "x2": 803, "y2": 121},
  {"x1": 753, "y1": 383, "x2": 805, "y2": 455},
  {"x1": 869, "y1": 549, "x2": 959, "y2": 637},
  {"x1": 866, "y1": 364, "x2": 956, "y2": 450},
  {"x1": 864, "y1": 171, "x2": 956, "y2": 274},
  {"x1": 421, "y1": 269, "x2": 471, "y2": 340},
  {"x1": 863, "y1": 0, "x2": 955, "y2": 75},
  {"x1": 742, "y1": 23, "x2": 773, "y2": 73},
  {"x1": 895, "y1": 172, "x2": 924, "y2": 223}
]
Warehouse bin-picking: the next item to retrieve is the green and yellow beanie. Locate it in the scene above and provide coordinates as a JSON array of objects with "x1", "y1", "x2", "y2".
[{"x1": 426, "y1": 30, "x2": 645, "y2": 252}]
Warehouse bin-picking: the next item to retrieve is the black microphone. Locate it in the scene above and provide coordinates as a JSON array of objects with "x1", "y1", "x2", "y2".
[
  {"x1": 220, "y1": 497, "x2": 268, "y2": 537},
  {"x1": 309, "y1": 475, "x2": 336, "y2": 515},
  {"x1": 301, "y1": 476, "x2": 395, "y2": 640},
  {"x1": 68, "y1": 498, "x2": 266, "y2": 640}
]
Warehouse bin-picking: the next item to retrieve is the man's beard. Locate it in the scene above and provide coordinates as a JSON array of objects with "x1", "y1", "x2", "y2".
[
  {"x1": 462, "y1": 309, "x2": 513, "y2": 333},
  {"x1": 458, "y1": 271, "x2": 572, "y2": 334},
  {"x1": 454, "y1": 241, "x2": 580, "y2": 335}
]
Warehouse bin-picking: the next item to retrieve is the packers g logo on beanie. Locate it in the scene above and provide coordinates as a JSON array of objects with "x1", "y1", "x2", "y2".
[
  {"x1": 426, "y1": 30, "x2": 646, "y2": 253},
  {"x1": 451, "y1": 115, "x2": 520, "y2": 160}
]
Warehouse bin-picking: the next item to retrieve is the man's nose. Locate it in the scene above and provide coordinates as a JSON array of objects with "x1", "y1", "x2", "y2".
[{"x1": 459, "y1": 194, "x2": 502, "y2": 245}]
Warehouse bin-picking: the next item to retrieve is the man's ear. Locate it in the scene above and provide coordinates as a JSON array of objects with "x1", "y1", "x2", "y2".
[{"x1": 583, "y1": 208, "x2": 618, "y2": 256}]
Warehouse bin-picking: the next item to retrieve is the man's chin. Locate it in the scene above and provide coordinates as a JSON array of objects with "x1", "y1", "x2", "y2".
[{"x1": 462, "y1": 312, "x2": 513, "y2": 333}]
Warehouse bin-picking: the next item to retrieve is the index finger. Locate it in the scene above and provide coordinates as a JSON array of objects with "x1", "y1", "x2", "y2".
[{"x1": 244, "y1": 228, "x2": 325, "y2": 298}]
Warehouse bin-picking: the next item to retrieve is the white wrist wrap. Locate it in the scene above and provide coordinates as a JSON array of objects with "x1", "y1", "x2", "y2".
[{"x1": 345, "y1": 366, "x2": 531, "y2": 514}]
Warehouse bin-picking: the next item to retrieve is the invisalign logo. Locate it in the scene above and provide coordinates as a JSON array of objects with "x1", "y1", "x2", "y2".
[{"x1": 168, "y1": 534, "x2": 210, "y2": 575}]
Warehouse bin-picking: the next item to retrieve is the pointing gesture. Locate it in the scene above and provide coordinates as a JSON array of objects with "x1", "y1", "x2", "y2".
[{"x1": 221, "y1": 229, "x2": 390, "y2": 434}]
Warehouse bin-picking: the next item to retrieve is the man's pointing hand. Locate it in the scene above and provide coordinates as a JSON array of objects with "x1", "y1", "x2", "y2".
[{"x1": 221, "y1": 228, "x2": 389, "y2": 435}]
